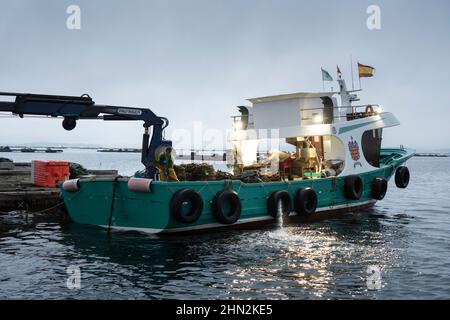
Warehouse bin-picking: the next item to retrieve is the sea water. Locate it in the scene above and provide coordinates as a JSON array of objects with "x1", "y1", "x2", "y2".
[{"x1": 0, "y1": 151, "x2": 449, "y2": 299}]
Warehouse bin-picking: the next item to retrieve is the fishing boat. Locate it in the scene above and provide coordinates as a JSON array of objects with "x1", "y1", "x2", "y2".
[
  {"x1": 0, "y1": 77, "x2": 414, "y2": 234},
  {"x1": 45, "y1": 148, "x2": 63, "y2": 153}
]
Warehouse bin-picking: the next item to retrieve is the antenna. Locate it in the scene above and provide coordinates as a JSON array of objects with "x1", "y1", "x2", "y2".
[
  {"x1": 350, "y1": 55, "x2": 355, "y2": 90},
  {"x1": 359, "y1": 71, "x2": 362, "y2": 90}
]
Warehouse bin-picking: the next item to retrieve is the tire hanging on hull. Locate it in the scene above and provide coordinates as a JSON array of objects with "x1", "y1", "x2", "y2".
[
  {"x1": 395, "y1": 166, "x2": 410, "y2": 189},
  {"x1": 267, "y1": 190, "x2": 291, "y2": 217},
  {"x1": 212, "y1": 190, "x2": 242, "y2": 224},
  {"x1": 170, "y1": 189, "x2": 204, "y2": 224},
  {"x1": 344, "y1": 175, "x2": 363, "y2": 200},
  {"x1": 294, "y1": 188, "x2": 318, "y2": 216},
  {"x1": 371, "y1": 177, "x2": 388, "y2": 200}
]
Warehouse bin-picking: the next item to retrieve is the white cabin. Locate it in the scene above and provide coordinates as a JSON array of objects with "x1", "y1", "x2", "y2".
[{"x1": 228, "y1": 78, "x2": 399, "y2": 179}]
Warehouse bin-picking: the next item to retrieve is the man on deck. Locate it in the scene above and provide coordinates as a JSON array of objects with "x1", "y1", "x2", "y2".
[{"x1": 157, "y1": 147, "x2": 179, "y2": 182}]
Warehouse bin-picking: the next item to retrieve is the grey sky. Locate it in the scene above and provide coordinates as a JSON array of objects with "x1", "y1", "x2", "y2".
[{"x1": 0, "y1": 0, "x2": 449, "y2": 150}]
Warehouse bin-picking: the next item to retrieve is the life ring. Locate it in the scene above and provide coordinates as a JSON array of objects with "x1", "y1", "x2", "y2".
[
  {"x1": 395, "y1": 166, "x2": 410, "y2": 189},
  {"x1": 212, "y1": 189, "x2": 241, "y2": 224},
  {"x1": 365, "y1": 105, "x2": 374, "y2": 115},
  {"x1": 344, "y1": 175, "x2": 363, "y2": 200},
  {"x1": 294, "y1": 188, "x2": 318, "y2": 216},
  {"x1": 371, "y1": 177, "x2": 388, "y2": 200},
  {"x1": 267, "y1": 190, "x2": 291, "y2": 217},
  {"x1": 170, "y1": 189, "x2": 203, "y2": 224}
]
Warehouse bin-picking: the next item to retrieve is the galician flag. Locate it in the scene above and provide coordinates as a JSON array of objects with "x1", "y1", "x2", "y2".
[{"x1": 321, "y1": 68, "x2": 333, "y2": 81}]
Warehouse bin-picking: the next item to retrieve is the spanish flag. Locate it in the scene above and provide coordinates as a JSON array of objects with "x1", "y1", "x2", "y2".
[{"x1": 358, "y1": 63, "x2": 375, "y2": 78}]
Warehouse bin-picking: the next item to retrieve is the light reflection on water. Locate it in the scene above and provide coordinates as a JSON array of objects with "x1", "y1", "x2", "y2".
[
  {"x1": 0, "y1": 156, "x2": 449, "y2": 299},
  {"x1": 0, "y1": 209, "x2": 412, "y2": 299}
]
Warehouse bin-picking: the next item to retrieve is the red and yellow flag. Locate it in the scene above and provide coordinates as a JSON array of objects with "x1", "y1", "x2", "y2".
[{"x1": 358, "y1": 63, "x2": 375, "y2": 78}]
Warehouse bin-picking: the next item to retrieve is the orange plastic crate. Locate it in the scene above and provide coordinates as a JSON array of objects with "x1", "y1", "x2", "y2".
[{"x1": 32, "y1": 160, "x2": 70, "y2": 188}]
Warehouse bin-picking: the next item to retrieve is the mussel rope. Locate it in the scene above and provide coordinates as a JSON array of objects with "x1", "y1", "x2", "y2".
[{"x1": 29, "y1": 201, "x2": 66, "y2": 214}]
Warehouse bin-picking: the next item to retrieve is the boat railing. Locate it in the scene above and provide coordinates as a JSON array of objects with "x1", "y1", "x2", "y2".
[
  {"x1": 300, "y1": 104, "x2": 382, "y2": 123},
  {"x1": 231, "y1": 104, "x2": 382, "y2": 128}
]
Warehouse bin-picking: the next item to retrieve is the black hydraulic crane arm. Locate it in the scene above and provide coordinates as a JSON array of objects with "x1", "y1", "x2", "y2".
[{"x1": 0, "y1": 91, "x2": 171, "y2": 178}]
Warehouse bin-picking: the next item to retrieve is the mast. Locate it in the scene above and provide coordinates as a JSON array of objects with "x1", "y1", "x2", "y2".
[
  {"x1": 350, "y1": 55, "x2": 355, "y2": 90},
  {"x1": 337, "y1": 78, "x2": 360, "y2": 122}
]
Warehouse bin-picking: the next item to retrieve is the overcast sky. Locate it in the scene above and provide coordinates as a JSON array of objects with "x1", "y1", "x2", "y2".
[{"x1": 0, "y1": 0, "x2": 449, "y2": 150}]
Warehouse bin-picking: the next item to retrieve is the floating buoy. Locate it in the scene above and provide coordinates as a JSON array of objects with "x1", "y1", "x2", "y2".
[
  {"x1": 212, "y1": 190, "x2": 241, "y2": 224},
  {"x1": 294, "y1": 188, "x2": 318, "y2": 216},
  {"x1": 395, "y1": 166, "x2": 410, "y2": 189},
  {"x1": 170, "y1": 189, "x2": 203, "y2": 224}
]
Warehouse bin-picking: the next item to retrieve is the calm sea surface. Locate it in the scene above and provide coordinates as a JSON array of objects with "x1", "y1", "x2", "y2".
[{"x1": 0, "y1": 150, "x2": 449, "y2": 299}]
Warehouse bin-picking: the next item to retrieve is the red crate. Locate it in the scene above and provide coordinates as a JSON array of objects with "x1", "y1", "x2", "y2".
[{"x1": 32, "y1": 160, "x2": 70, "y2": 188}]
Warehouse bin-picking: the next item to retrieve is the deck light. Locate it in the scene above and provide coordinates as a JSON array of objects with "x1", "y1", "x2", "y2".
[
  {"x1": 233, "y1": 118, "x2": 243, "y2": 130},
  {"x1": 313, "y1": 114, "x2": 323, "y2": 123}
]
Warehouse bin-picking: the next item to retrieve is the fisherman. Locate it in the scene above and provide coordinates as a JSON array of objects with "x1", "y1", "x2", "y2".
[{"x1": 157, "y1": 147, "x2": 179, "y2": 182}]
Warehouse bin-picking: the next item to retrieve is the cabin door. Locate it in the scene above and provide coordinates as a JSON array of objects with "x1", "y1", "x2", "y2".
[{"x1": 321, "y1": 97, "x2": 334, "y2": 124}]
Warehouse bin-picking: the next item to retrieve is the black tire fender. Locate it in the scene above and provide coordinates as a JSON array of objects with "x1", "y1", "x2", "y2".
[
  {"x1": 395, "y1": 166, "x2": 410, "y2": 189},
  {"x1": 267, "y1": 190, "x2": 291, "y2": 218},
  {"x1": 371, "y1": 177, "x2": 388, "y2": 200},
  {"x1": 170, "y1": 189, "x2": 203, "y2": 224},
  {"x1": 344, "y1": 175, "x2": 363, "y2": 200},
  {"x1": 212, "y1": 190, "x2": 241, "y2": 224},
  {"x1": 294, "y1": 188, "x2": 318, "y2": 216}
]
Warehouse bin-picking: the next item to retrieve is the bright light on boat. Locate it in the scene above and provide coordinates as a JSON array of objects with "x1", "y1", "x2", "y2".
[
  {"x1": 234, "y1": 119, "x2": 243, "y2": 130},
  {"x1": 376, "y1": 107, "x2": 384, "y2": 114},
  {"x1": 232, "y1": 140, "x2": 258, "y2": 165},
  {"x1": 313, "y1": 114, "x2": 323, "y2": 123}
]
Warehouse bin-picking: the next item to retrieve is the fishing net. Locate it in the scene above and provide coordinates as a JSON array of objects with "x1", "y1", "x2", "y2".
[{"x1": 69, "y1": 162, "x2": 89, "y2": 179}]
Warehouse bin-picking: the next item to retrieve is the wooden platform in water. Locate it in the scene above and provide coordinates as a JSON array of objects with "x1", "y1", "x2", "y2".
[{"x1": 0, "y1": 162, "x2": 117, "y2": 214}]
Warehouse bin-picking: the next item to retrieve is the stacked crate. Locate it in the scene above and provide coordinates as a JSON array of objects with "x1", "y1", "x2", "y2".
[{"x1": 31, "y1": 160, "x2": 70, "y2": 188}]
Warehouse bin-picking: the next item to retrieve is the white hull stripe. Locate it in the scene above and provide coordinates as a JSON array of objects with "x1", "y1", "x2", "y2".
[
  {"x1": 99, "y1": 216, "x2": 275, "y2": 235},
  {"x1": 315, "y1": 199, "x2": 376, "y2": 212},
  {"x1": 99, "y1": 200, "x2": 377, "y2": 234}
]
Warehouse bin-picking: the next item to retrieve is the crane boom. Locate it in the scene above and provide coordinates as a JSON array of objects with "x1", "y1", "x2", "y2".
[{"x1": 0, "y1": 91, "x2": 171, "y2": 178}]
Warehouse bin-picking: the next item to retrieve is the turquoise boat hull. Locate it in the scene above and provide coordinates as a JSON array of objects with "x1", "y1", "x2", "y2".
[{"x1": 61, "y1": 148, "x2": 414, "y2": 234}]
